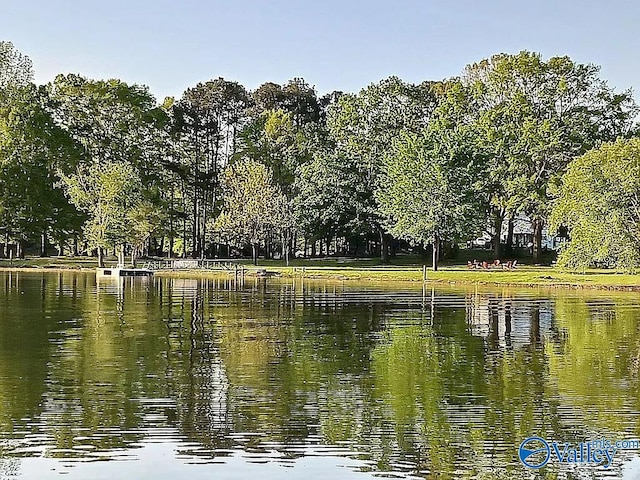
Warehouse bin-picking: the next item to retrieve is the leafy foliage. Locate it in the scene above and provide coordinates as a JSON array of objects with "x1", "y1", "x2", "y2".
[
  {"x1": 0, "y1": 41, "x2": 33, "y2": 89},
  {"x1": 51, "y1": 75, "x2": 169, "y2": 263},
  {"x1": 1, "y1": 41, "x2": 639, "y2": 267},
  {"x1": 0, "y1": 83, "x2": 82, "y2": 250},
  {"x1": 377, "y1": 130, "x2": 482, "y2": 268},
  {"x1": 60, "y1": 162, "x2": 145, "y2": 258},
  {"x1": 551, "y1": 138, "x2": 640, "y2": 271},
  {"x1": 214, "y1": 160, "x2": 287, "y2": 263},
  {"x1": 457, "y1": 51, "x2": 638, "y2": 259}
]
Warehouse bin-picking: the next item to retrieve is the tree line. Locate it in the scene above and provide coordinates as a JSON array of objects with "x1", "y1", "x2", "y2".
[{"x1": 0, "y1": 41, "x2": 638, "y2": 269}]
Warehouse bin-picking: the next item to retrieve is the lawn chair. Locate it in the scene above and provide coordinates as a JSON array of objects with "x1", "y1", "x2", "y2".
[{"x1": 502, "y1": 259, "x2": 518, "y2": 270}]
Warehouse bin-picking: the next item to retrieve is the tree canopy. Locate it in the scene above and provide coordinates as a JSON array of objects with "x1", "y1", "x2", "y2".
[
  {"x1": 551, "y1": 138, "x2": 640, "y2": 271},
  {"x1": 214, "y1": 160, "x2": 287, "y2": 264},
  {"x1": 377, "y1": 129, "x2": 482, "y2": 270},
  {"x1": 0, "y1": 42, "x2": 638, "y2": 268}
]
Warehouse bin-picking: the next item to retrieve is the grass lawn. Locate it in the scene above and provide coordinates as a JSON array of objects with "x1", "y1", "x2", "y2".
[
  {"x1": 2, "y1": 253, "x2": 639, "y2": 290},
  {"x1": 0, "y1": 256, "x2": 99, "y2": 269}
]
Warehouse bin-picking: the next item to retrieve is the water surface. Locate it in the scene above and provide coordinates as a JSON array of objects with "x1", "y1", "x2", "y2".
[{"x1": 1, "y1": 271, "x2": 640, "y2": 479}]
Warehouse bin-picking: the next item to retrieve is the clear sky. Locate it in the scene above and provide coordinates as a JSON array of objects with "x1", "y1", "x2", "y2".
[{"x1": 2, "y1": 0, "x2": 639, "y2": 101}]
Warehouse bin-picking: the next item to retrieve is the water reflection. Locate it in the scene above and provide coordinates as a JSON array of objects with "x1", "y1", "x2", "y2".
[{"x1": 0, "y1": 271, "x2": 639, "y2": 479}]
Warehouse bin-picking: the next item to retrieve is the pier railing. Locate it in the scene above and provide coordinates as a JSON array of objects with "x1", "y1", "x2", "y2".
[{"x1": 141, "y1": 259, "x2": 242, "y2": 271}]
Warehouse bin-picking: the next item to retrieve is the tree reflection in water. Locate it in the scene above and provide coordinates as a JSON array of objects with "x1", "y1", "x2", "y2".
[{"x1": 0, "y1": 272, "x2": 639, "y2": 478}]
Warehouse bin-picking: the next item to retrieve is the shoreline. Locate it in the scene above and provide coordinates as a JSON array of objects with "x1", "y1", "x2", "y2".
[{"x1": 1, "y1": 262, "x2": 640, "y2": 292}]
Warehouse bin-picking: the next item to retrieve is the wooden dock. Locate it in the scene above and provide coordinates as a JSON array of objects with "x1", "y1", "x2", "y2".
[
  {"x1": 140, "y1": 259, "x2": 247, "y2": 280},
  {"x1": 96, "y1": 267, "x2": 154, "y2": 277},
  {"x1": 141, "y1": 259, "x2": 241, "y2": 271}
]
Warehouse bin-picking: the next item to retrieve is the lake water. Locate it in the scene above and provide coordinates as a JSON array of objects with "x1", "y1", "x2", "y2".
[{"x1": 1, "y1": 271, "x2": 640, "y2": 479}]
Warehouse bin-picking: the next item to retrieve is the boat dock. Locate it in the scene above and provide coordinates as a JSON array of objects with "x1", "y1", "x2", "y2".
[
  {"x1": 141, "y1": 259, "x2": 240, "y2": 271},
  {"x1": 96, "y1": 267, "x2": 154, "y2": 277}
]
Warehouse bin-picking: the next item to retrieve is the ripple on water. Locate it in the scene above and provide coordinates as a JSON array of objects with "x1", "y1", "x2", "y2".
[{"x1": 1, "y1": 273, "x2": 640, "y2": 479}]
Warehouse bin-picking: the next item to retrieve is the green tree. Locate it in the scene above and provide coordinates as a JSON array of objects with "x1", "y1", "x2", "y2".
[
  {"x1": 0, "y1": 41, "x2": 33, "y2": 89},
  {"x1": 173, "y1": 78, "x2": 251, "y2": 257},
  {"x1": 459, "y1": 51, "x2": 638, "y2": 261},
  {"x1": 293, "y1": 152, "x2": 351, "y2": 252},
  {"x1": 214, "y1": 160, "x2": 287, "y2": 264},
  {"x1": 326, "y1": 77, "x2": 440, "y2": 261},
  {"x1": 60, "y1": 162, "x2": 145, "y2": 267},
  {"x1": 237, "y1": 107, "x2": 318, "y2": 261},
  {"x1": 0, "y1": 83, "x2": 82, "y2": 257},
  {"x1": 550, "y1": 138, "x2": 640, "y2": 271},
  {"x1": 377, "y1": 130, "x2": 481, "y2": 270},
  {"x1": 237, "y1": 109, "x2": 305, "y2": 194},
  {"x1": 248, "y1": 80, "x2": 324, "y2": 260},
  {"x1": 50, "y1": 74, "x2": 165, "y2": 174},
  {"x1": 252, "y1": 78, "x2": 321, "y2": 127},
  {"x1": 50, "y1": 74, "x2": 169, "y2": 263}
]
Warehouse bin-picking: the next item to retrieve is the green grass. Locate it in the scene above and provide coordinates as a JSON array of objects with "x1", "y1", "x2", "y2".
[
  {"x1": 1, "y1": 254, "x2": 639, "y2": 290},
  {"x1": 237, "y1": 265, "x2": 640, "y2": 289},
  {"x1": 0, "y1": 255, "x2": 98, "y2": 269}
]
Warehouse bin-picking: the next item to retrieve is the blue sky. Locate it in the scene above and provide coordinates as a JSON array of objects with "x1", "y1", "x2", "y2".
[{"x1": 2, "y1": 0, "x2": 639, "y2": 101}]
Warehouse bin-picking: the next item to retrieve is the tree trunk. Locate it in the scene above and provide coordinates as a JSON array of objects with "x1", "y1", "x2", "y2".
[
  {"x1": 532, "y1": 219, "x2": 543, "y2": 264},
  {"x1": 432, "y1": 235, "x2": 439, "y2": 271},
  {"x1": 182, "y1": 217, "x2": 187, "y2": 258},
  {"x1": 193, "y1": 198, "x2": 199, "y2": 258},
  {"x1": 41, "y1": 231, "x2": 48, "y2": 257},
  {"x1": 282, "y1": 229, "x2": 291, "y2": 266},
  {"x1": 493, "y1": 212, "x2": 503, "y2": 259},
  {"x1": 291, "y1": 230, "x2": 296, "y2": 259},
  {"x1": 117, "y1": 246, "x2": 125, "y2": 267},
  {"x1": 506, "y1": 216, "x2": 514, "y2": 256},
  {"x1": 97, "y1": 247, "x2": 105, "y2": 268},
  {"x1": 169, "y1": 184, "x2": 174, "y2": 258},
  {"x1": 285, "y1": 240, "x2": 290, "y2": 266},
  {"x1": 379, "y1": 229, "x2": 389, "y2": 264},
  {"x1": 390, "y1": 238, "x2": 397, "y2": 258},
  {"x1": 252, "y1": 243, "x2": 258, "y2": 265},
  {"x1": 73, "y1": 235, "x2": 78, "y2": 256},
  {"x1": 311, "y1": 240, "x2": 316, "y2": 257},
  {"x1": 131, "y1": 250, "x2": 137, "y2": 268},
  {"x1": 201, "y1": 199, "x2": 207, "y2": 259},
  {"x1": 266, "y1": 233, "x2": 271, "y2": 260},
  {"x1": 281, "y1": 233, "x2": 286, "y2": 259},
  {"x1": 4, "y1": 232, "x2": 9, "y2": 258}
]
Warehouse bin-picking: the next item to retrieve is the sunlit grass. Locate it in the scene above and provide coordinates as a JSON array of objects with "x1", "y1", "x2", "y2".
[{"x1": 1, "y1": 255, "x2": 639, "y2": 289}]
